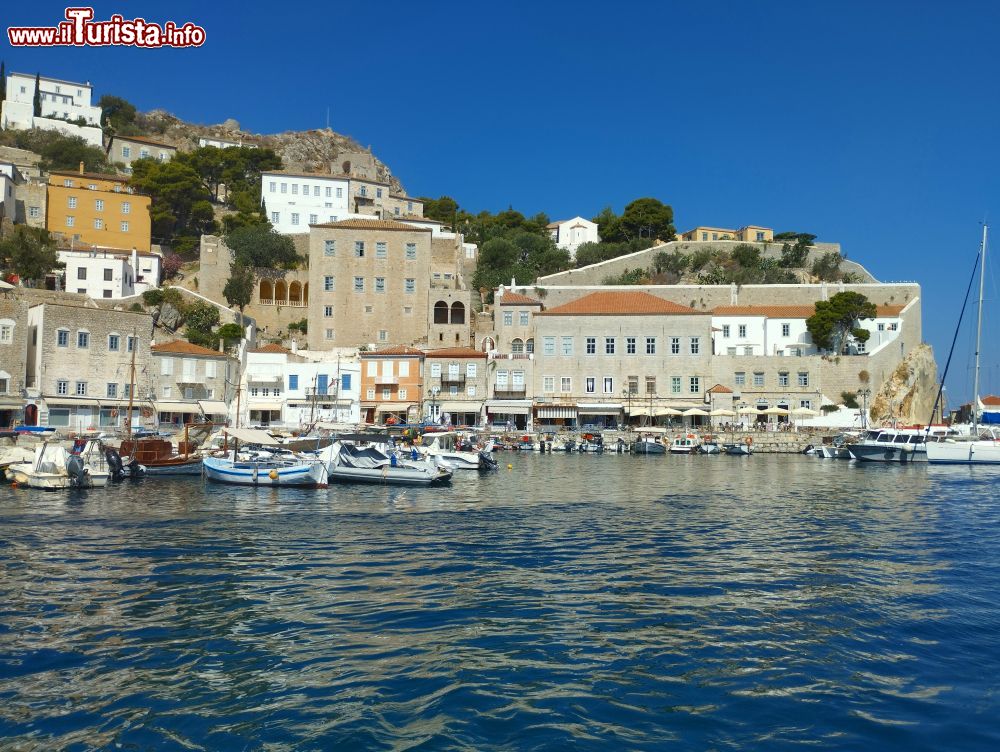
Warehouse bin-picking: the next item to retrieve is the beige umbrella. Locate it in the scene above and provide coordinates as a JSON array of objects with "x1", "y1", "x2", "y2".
[
  {"x1": 628, "y1": 406, "x2": 652, "y2": 417},
  {"x1": 683, "y1": 407, "x2": 710, "y2": 417},
  {"x1": 0, "y1": 280, "x2": 14, "y2": 289},
  {"x1": 655, "y1": 407, "x2": 683, "y2": 417},
  {"x1": 761, "y1": 406, "x2": 790, "y2": 415},
  {"x1": 709, "y1": 408, "x2": 735, "y2": 417},
  {"x1": 791, "y1": 406, "x2": 819, "y2": 417},
  {"x1": 738, "y1": 405, "x2": 761, "y2": 414}
]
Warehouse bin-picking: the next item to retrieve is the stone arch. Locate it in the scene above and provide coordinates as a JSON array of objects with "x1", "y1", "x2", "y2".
[
  {"x1": 450, "y1": 301, "x2": 465, "y2": 324},
  {"x1": 433, "y1": 300, "x2": 449, "y2": 324},
  {"x1": 275, "y1": 279, "x2": 288, "y2": 304},
  {"x1": 481, "y1": 336, "x2": 496, "y2": 352},
  {"x1": 289, "y1": 281, "x2": 302, "y2": 306},
  {"x1": 511, "y1": 337, "x2": 524, "y2": 354},
  {"x1": 259, "y1": 279, "x2": 273, "y2": 303},
  {"x1": 526, "y1": 338, "x2": 535, "y2": 353}
]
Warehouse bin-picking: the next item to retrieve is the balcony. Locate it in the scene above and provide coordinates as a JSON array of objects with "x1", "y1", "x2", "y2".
[
  {"x1": 306, "y1": 387, "x2": 337, "y2": 397},
  {"x1": 374, "y1": 375, "x2": 399, "y2": 386},
  {"x1": 440, "y1": 374, "x2": 466, "y2": 387},
  {"x1": 493, "y1": 387, "x2": 526, "y2": 399},
  {"x1": 489, "y1": 352, "x2": 533, "y2": 361}
]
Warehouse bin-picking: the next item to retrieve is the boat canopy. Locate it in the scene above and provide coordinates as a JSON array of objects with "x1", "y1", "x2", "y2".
[{"x1": 224, "y1": 427, "x2": 280, "y2": 445}]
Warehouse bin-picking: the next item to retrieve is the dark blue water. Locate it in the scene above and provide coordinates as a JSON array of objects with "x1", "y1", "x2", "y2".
[{"x1": 1, "y1": 454, "x2": 999, "y2": 750}]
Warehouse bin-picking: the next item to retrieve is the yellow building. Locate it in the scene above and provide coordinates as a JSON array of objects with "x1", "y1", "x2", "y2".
[
  {"x1": 680, "y1": 225, "x2": 774, "y2": 243},
  {"x1": 46, "y1": 167, "x2": 151, "y2": 252}
]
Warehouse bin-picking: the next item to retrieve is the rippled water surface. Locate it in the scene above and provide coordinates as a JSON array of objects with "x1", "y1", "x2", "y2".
[{"x1": 2, "y1": 454, "x2": 1000, "y2": 750}]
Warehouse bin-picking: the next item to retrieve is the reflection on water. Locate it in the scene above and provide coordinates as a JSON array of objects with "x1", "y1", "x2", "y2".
[{"x1": 1, "y1": 455, "x2": 999, "y2": 750}]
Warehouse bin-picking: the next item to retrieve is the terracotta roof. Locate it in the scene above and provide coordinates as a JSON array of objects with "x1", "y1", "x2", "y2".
[
  {"x1": 362, "y1": 345, "x2": 424, "y2": 357},
  {"x1": 982, "y1": 395, "x2": 1000, "y2": 407},
  {"x1": 49, "y1": 169, "x2": 128, "y2": 183},
  {"x1": 423, "y1": 347, "x2": 486, "y2": 359},
  {"x1": 310, "y1": 218, "x2": 432, "y2": 232},
  {"x1": 707, "y1": 384, "x2": 734, "y2": 394},
  {"x1": 539, "y1": 291, "x2": 702, "y2": 316},
  {"x1": 151, "y1": 340, "x2": 227, "y2": 357},
  {"x1": 110, "y1": 134, "x2": 177, "y2": 150},
  {"x1": 712, "y1": 304, "x2": 907, "y2": 318},
  {"x1": 250, "y1": 343, "x2": 293, "y2": 354},
  {"x1": 398, "y1": 216, "x2": 442, "y2": 224},
  {"x1": 498, "y1": 291, "x2": 543, "y2": 306}
]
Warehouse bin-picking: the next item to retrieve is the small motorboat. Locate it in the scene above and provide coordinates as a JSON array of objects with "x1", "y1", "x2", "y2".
[
  {"x1": 698, "y1": 438, "x2": 721, "y2": 455},
  {"x1": 724, "y1": 441, "x2": 753, "y2": 456},
  {"x1": 7, "y1": 440, "x2": 111, "y2": 489},
  {"x1": 321, "y1": 441, "x2": 452, "y2": 485},
  {"x1": 632, "y1": 437, "x2": 666, "y2": 455},
  {"x1": 669, "y1": 434, "x2": 702, "y2": 454},
  {"x1": 420, "y1": 431, "x2": 498, "y2": 470},
  {"x1": 203, "y1": 428, "x2": 329, "y2": 487},
  {"x1": 846, "y1": 427, "x2": 928, "y2": 464}
]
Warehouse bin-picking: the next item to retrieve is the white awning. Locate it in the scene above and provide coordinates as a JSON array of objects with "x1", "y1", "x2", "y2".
[
  {"x1": 486, "y1": 399, "x2": 531, "y2": 415},
  {"x1": 154, "y1": 401, "x2": 200, "y2": 414},
  {"x1": 46, "y1": 398, "x2": 101, "y2": 407},
  {"x1": 198, "y1": 400, "x2": 229, "y2": 416},
  {"x1": 537, "y1": 406, "x2": 577, "y2": 419},
  {"x1": 247, "y1": 401, "x2": 283, "y2": 411},
  {"x1": 577, "y1": 403, "x2": 623, "y2": 415},
  {"x1": 224, "y1": 427, "x2": 279, "y2": 445},
  {"x1": 438, "y1": 401, "x2": 482, "y2": 413},
  {"x1": 376, "y1": 403, "x2": 411, "y2": 414}
]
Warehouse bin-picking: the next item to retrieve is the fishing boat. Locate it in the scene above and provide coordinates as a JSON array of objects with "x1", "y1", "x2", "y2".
[
  {"x1": 928, "y1": 225, "x2": 1000, "y2": 465},
  {"x1": 632, "y1": 436, "x2": 666, "y2": 454},
  {"x1": 698, "y1": 436, "x2": 721, "y2": 454},
  {"x1": 119, "y1": 425, "x2": 208, "y2": 476},
  {"x1": 419, "y1": 431, "x2": 498, "y2": 470},
  {"x1": 202, "y1": 428, "x2": 329, "y2": 487},
  {"x1": 669, "y1": 433, "x2": 701, "y2": 454},
  {"x1": 321, "y1": 440, "x2": 452, "y2": 485},
  {"x1": 7, "y1": 440, "x2": 111, "y2": 489}
]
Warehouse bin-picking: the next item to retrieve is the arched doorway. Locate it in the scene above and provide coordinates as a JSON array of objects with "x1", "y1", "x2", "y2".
[
  {"x1": 450, "y1": 301, "x2": 465, "y2": 324},
  {"x1": 302, "y1": 282, "x2": 309, "y2": 304},
  {"x1": 289, "y1": 281, "x2": 302, "y2": 306},
  {"x1": 24, "y1": 403, "x2": 37, "y2": 426},
  {"x1": 433, "y1": 301, "x2": 449, "y2": 324},
  {"x1": 259, "y1": 279, "x2": 273, "y2": 304},
  {"x1": 481, "y1": 336, "x2": 496, "y2": 352},
  {"x1": 275, "y1": 279, "x2": 288, "y2": 304}
]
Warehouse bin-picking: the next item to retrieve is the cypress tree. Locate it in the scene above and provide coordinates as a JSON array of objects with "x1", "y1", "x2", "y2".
[
  {"x1": 0, "y1": 61, "x2": 6, "y2": 105},
  {"x1": 32, "y1": 72, "x2": 41, "y2": 116}
]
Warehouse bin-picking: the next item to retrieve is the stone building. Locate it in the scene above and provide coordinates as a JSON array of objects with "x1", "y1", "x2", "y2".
[
  {"x1": 422, "y1": 347, "x2": 488, "y2": 426},
  {"x1": 0, "y1": 291, "x2": 29, "y2": 427},
  {"x1": 106, "y1": 134, "x2": 177, "y2": 173},
  {"x1": 25, "y1": 303, "x2": 154, "y2": 431},
  {"x1": 149, "y1": 340, "x2": 236, "y2": 427}
]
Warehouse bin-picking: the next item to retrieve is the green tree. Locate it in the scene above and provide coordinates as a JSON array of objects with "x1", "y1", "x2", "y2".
[
  {"x1": 217, "y1": 322, "x2": 244, "y2": 347},
  {"x1": 592, "y1": 206, "x2": 622, "y2": 243},
  {"x1": 36, "y1": 133, "x2": 112, "y2": 173},
  {"x1": 806, "y1": 291, "x2": 877, "y2": 354},
  {"x1": 420, "y1": 195, "x2": 459, "y2": 224},
  {"x1": 222, "y1": 263, "x2": 255, "y2": 326},
  {"x1": 811, "y1": 250, "x2": 844, "y2": 281},
  {"x1": 98, "y1": 95, "x2": 137, "y2": 133},
  {"x1": 225, "y1": 224, "x2": 300, "y2": 269},
  {"x1": 619, "y1": 198, "x2": 675, "y2": 242},
  {"x1": 183, "y1": 301, "x2": 221, "y2": 348},
  {"x1": 0, "y1": 226, "x2": 63, "y2": 284},
  {"x1": 221, "y1": 188, "x2": 270, "y2": 233},
  {"x1": 32, "y1": 73, "x2": 40, "y2": 116},
  {"x1": 130, "y1": 159, "x2": 218, "y2": 254}
]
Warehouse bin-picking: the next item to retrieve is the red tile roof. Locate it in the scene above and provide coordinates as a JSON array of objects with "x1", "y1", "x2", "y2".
[
  {"x1": 982, "y1": 395, "x2": 1000, "y2": 407},
  {"x1": 707, "y1": 384, "x2": 734, "y2": 394},
  {"x1": 362, "y1": 345, "x2": 424, "y2": 357},
  {"x1": 539, "y1": 291, "x2": 702, "y2": 316},
  {"x1": 151, "y1": 340, "x2": 227, "y2": 356},
  {"x1": 250, "y1": 343, "x2": 293, "y2": 354},
  {"x1": 498, "y1": 291, "x2": 543, "y2": 306},
  {"x1": 111, "y1": 134, "x2": 177, "y2": 150},
  {"x1": 712, "y1": 303, "x2": 907, "y2": 318},
  {"x1": 423, "y1": 347, "x2": 486, "y2": 359},
  {"x1": 310, "y1": 218, "x2": 432, "y2": 232}
]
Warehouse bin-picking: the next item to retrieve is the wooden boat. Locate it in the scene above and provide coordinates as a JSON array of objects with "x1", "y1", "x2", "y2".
[
  {"x1": 202, "y1": 428, "x2": 329, "y2": 487},
  {"x1": 632, "y1": 437, "x2": 666, "y2": 454},
  {"x1": 669, "y1": 434, "x2": 701, "y2": 454},
  {"x1": 119, "y1": 433, "x2": 204, "y2": 475}
]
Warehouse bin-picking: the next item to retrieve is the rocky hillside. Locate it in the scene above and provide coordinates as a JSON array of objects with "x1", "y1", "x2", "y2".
[
  {"x1": 129, "y1": 110, "x2": 407, "y2": 193},
  {"x1": 869, "y1": 343, "x2": 938, "y2": 425}
]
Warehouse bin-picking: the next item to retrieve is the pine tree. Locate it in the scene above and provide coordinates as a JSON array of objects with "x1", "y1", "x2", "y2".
[{"x1": 32, "y1": 72, "x2": 41, "y2": 117}]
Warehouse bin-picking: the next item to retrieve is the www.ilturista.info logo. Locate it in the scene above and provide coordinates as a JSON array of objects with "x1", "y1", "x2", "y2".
[{"x1": 8, "y1": 7, "x2": 206, "y2": 48}]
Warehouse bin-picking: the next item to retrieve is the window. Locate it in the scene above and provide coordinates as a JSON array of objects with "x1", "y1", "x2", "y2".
[
  {"x1": 309, "y1": 214, "x2": 318, "y2": 225},
  {"x1": 57, "y1": 329, "x2": 69, "y2": 347},
  {"x1": 77, "y1": 331, "x2": 89, "y2": 348},
  {"x1": 160, "y1": 357, "x2": 173, "y2": 376},
  {"x1": 561, "y1": 337, "x2": 573, "y2": 356},
  {"x1": 466, "y1": 362, "x2": 478, "y2": 378},
  {"x1": 102, "y1": 290, "x2": 112, "y2": 299},
  {"x1": 376, "y1": 242, "x2": 387, "y2": 258},
  {"x1": 560, "y1": 377, "x2": 572, "y2": 393},
  {"x1": 690, "y1": 337, "x2": 700, "y2": 355},
  {"x1": 336, "y1": 187, "x2": 343, "y2": 198},
  {"x1": 342, "y1": 374, "x2": 352, "y2": 391},
  {"x1": 757, "y1": 231, "x2": 765, "y2": 241},
  {"x1": 120, "y1": 222, "x2": 129, "y2": 232},
  {"x1": 503, "y1": 311, "x2": 513, "y2": 326},
  {"x1": 586, "y1": 377, "x2": 596, "y2": 393},
  {"x1": 323, "y1": 305, "x2": 333, "y2": 317},
  {"x1": 778, "y1": 372, "x2": 789, "y2": 387},
  {"x1": 744, "y1": 346, "x2": 754, "y2": 356},
  {"x1": 325, "y1": 329, "x2": 334, "y2": 340},
  {"x1": 64, "y1": 179, "x2": 73, "y2": 187},
  {"x1": 586, "y1": 337, "x2": 597, "y2": 355},
  {"x1": 103, "y1": 268, "x2": 113, "y2": 282},
  {"x1": 121, "y1": 201, "x2": 130, "y2": 214},
  {"x1": 66, "y1": 216, "x2": 75, "y2": 227},
  {"x1": 353, "y1": 277, "x2": 364, "y2": 292},
  {"x1": 29, "y1": 206, "x2": 40, "y2": 219},
  {"x1": 798, "y1": 372, "x2": 809, "y2": 387},
  {"x1": 291, "y1": 184, "x2": 298, "y2": 195},
  {"x1": 376, "y1": 188, "x2": 383, "y2": 198},
  {"x1": 139, "y1": 149, "x2": 149, "y2": 159},
  {"x1": 360, "y1": 186, "x2": 367, "y2": 197},
  {"x1": 543, "y1": 376, "x2": 555, "y2": 392},
  {"x1": 127, "y1": 336, "x2": 135, "y2": 352},
  {"x1": 291, "y1": 213, "x2": 300, "y2": 226},
  {"x1": 313, "y1": 186, "x2": 320, "y2": 197},
  {"x1": 738, "y1": 324, "x2": 747, "y2": 338},
  {"x1": 122, "y1": 146, "x2": 132, "y2": 158},
  {"x1": 354, "y1": 241, "x2": 365, "y2": 257},
  {"x1": 722, "y1": 325, "x2": 730, "y2": 338},
  {"x1": 670, "y1": 337, "x2": 680, "y2": 355},
  {"x1": 56, "y1": 380, "x2": 69, "y2": 395},
  {"x1": 395, "y1": 207, "x2": 400, "y2": 216},
  {"x1": 108, "y1": 334, "x2": 120, "y2": 351},
  {"x1": 106, "y1": 383, "x2": 118, "y2": 398},
  {"x1": 672, "y1": 377, "x2": 682, "y2": 394},
  {"x1": 646, "y1": 376, "x2": 657, "y2": 394},
  {"x1": 76, "y1": 381, "x2": 87, "y2": 396},
  {"x1": 325, "y1": 187, "x2": 331, "y2": 198},
  {"x1": 511, "y1": 338, "x2": 524, "y2": 354},
  {"x1": 375, "y1": 277, "x2": 385, "y2": 293},
  {"x1": 543, "y1": 336, "x2": 555, "y2": 355},
  {"x1": 378, "y1": 330, "x2": 388, "y2": 342},
  {"x1": 399, "y1": 388, "x2": 407, "y2": 400},
  {"x1": 95, "y1": 199, "x2": 104, "y2": 211},
  {"x1": 466, "y1": 386, "x2": 476, "y2": 397},
  {"x1": 68, "y1": 196, "x2": 77, "y2": 209},
  {"x1": 689, "y1": 376, "x2": 701, "y2": 394},
  {"x1": 94, "y1": 219, "x2": 103, "y2": 229},
  {"x1": 0, "y1": 322, "x2": 11, "y2": 344},
  {"x1": 405, "y1": 278, "x2": 415, "y2": 294},
  {"x1": 496, "y1": 370, "x2": 508, "y2": 387},
  {"x1": 799, "y1": 399, "x2": 812, "y2": 410},
  {"x1": 366, "y1": 388, "x2": 375, "y2": 400},
  {"x1": 324, "y1": 240, "x2": 336, "y2": 256},
  {"x1": 856, "y1": 340, "x2": 866, "y2": 354},
  {"x1": 77, "y1": 267, "x2": 87, "y2": 281},
  {"x1": 646, "y1": 337, "x2": 656, "y2": 355},
  {"x1": 753, "y1": 372, "x2": 764, "y2": 387},
  {"x1": 324, "y1": 275, "x2": 335, "y2": 292},
  {"x1": 604, "y1": 337, "x2": 616, "y2": 355},
  {"x1": 430, "y1": 362, "x2": 442, "y2": 378},
  {"x1": 781, "y1": 323, "x2": 791, "y2": 337},
  {"x1": 405, "y1": 243, "x2": 417, "y2": 259},
  {"x1": 626, "y1": 337, "x2": 636, "y2": 354},
  {"x1": 519, "y1": 311, "x2": 529, "y2": 326},
  {"x1": 512, "y1": 370, "x2": 524, "y2": 387},
  {"x1": 603, "y1": 377, "x2": 614, "y2": 394}
]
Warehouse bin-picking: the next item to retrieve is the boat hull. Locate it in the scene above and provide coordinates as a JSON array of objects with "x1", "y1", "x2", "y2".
[
  {"x1": 632, "y1": 442, "x2": 666, "y2": 455},
  {"x1": 927, "y1": 441, "x2": 1000, "y2": 465},
  {"x1": 142, "y1": 458, "x2": 204, "y2": 475},
  {"x1": 847, "y1": 444, "x2": 926, "y2": 463},
  {"x1": 203, "y1": 457, "x2": 328, "y2": 486},
  {"x1": 8, "y1": 465, "x2": 110, "y2": 489},
  {"x1": 329, "y1": 466, "x2": 452, "y2": 486}
]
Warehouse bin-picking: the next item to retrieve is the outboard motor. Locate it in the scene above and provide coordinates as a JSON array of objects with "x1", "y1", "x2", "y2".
[
  {"x1": 125, "y1": 459, "x2": 146, "y2": 478},
  {"x1": 478, "y1": 450, "x2": 499, "y2": 471},
  {"x1": 802, "y1": 444, "x2": 815, "y2": 455},
  {"x1": 105, "y1": 448, "x2": 125, "y2": 481},
  {"x1": 66, "y1": 455, "x2": 88, "y2": 487}
]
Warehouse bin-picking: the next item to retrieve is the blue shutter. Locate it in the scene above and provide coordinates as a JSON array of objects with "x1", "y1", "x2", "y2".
[
  {"x1": 341, "y1": 374, "x2": 351, "y2": 390},
  {"x1": 288, "y1": 374, "x2": 298, "y2": 391},
  {"x1": 317, "y1": 374, "x2": 329, "y2": 395}
]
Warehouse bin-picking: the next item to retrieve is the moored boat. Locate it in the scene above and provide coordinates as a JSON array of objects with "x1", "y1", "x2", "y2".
[
  {"x1": 7, "y1": 440, "x2": 111, "y2": 489},
  {"x1": 632, "y1": 437, "x2": 666, "y2": 454},
  {"x1": 846, "y1": 428, "x2": 928, "y2": 463},
  {"x1": 669, "y1": 434, "x2": 701, "y2": 454},
  {"x1": 202, "y1": 428, "x2": 329, "y2": 487},
  {"x1": 321, "y1": 440, "x2": 452, "y2": 485}
]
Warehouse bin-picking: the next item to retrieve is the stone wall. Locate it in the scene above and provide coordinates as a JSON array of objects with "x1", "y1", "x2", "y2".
[{"x1": 0, "y1": 293, "x2": 30, "y2": 397}]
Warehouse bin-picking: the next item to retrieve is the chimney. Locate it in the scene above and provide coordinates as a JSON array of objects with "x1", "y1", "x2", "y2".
[
  {"x1": 218, "y1": 338, "x2": 224, "y2": 353},
  {"x1": 291, "y1": 340, "x2": 298, "y2": 353},
  {"x1": 78, "y1": 161, "x2": 84, "y2": 174}
]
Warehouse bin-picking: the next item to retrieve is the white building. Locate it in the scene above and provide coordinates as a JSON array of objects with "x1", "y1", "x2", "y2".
[
  {"x1": 58, "y1": 247, "x2": 162, "y2": 299},
  {"x1": 0, "y1": 172, "x2": 13, "y2": 221},
  {"x1": 198, "y1": 136, "x2": 256, "y2": 150},
  {"x1": 1, "y1": 73, "x2": 103, "y2": 147},
  {"x1": 260, "y1": 171, "x2": 352, "y2": 235},
  {"x1": 547, "y1": 216, "x2": 600, "y2": 258}
]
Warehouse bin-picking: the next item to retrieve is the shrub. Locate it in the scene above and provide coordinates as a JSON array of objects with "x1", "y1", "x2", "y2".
[{"x1": 841, "y1": 391, "x2": 860, "y2": 409}]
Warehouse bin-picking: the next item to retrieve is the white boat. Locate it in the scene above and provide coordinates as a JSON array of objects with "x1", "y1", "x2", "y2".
[
  {"x1": 420, "y1": 431, "x2": 498, "y2": 470},
  {"x1": 7, "y1": 441, "x2": 110, "y2": 489},
  {"x1": 928, "y1": 225, "x2": 1000, "y2": 467},
  {"x1": 202, "y1": 428, "x2": 329, "y2": 487},
  {"x1": 321, "y1": 441, "x2": 452, "y2": 485},
  {"x1": 632, "y1": 437, "x2": 666, "y2": 455},
  {"x1": 669, "y1": 434, "x2": 702, "y2": 454},
  {"x1": 698, "y1": 439, "x2": 721, "y2": 455},
  {"x1": 846, "y1": 427, "x2": 929, "y2": 463}
]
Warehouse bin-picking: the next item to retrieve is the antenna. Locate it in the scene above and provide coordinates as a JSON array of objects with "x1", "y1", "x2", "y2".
[{"x1": 326, "y1": 106, "x2": 330, "y2": 130}]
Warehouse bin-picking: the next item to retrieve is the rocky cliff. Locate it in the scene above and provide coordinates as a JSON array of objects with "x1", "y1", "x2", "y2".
[{"x1": 869, "y1": 343, "x2": 939, "y2": 425}]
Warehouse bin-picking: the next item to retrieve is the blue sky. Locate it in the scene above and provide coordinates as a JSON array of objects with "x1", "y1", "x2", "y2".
[{"x1": 5, "y1": 1, "x2": 1000, "y2": 405}]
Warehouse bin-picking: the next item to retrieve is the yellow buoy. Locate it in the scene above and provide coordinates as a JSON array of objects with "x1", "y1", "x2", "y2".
[
  {"x1": 268, "y1": 469, "x2": 279, "y2": 480},
  {"x1": 507, "y1": 463, "x2": 513, "y2": 470}
]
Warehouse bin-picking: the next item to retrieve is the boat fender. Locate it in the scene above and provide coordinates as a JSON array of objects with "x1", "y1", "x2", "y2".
[
  {"x1": 269, "y1": 469, "x2": 279, "y2": 480},
  {"x1": 745, "y1": 437, "x2": 753, "y2": 446}
]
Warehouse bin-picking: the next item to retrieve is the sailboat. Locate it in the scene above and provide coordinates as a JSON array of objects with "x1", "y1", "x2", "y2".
[{"x1": 927, "y1": 225, "x2": 1000, "y2": 465}]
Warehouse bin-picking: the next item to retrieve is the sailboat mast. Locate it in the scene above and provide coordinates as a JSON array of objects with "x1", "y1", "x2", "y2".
[
  {"x1": 972, "y1": 224, "x2": 987, "y2": 435},
  {"x1": 124, "y1": 328, "x2": 137, "y2": 439}
]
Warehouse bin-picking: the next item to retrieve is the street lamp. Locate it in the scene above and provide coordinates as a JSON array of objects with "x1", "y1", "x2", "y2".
[{"x1": 859, "y1": 387, "x2": 872, "y2": 429}]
